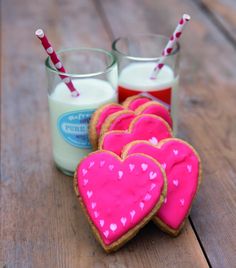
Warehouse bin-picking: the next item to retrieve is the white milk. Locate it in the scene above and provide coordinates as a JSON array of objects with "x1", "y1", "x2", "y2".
[
  {"x1": 48, "y1": 79, "x2": 117, "y2": 174},
  {"x1": 118, "y1": 63, "x2": 179, "y2": 132}
]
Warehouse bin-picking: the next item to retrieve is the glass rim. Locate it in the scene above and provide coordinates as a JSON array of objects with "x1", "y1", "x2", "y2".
[
  {"x1": 45, "y1": 47, "x2": 117, "y2": 78},
  {"x1": 112, "y1": 33, "x2": 180, "y2": 61}
]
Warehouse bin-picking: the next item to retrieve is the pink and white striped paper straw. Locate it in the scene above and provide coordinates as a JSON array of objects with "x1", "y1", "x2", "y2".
[
  {"x1": 35, "y1": 29, "x2": 79, "y2": 97},
  {"x1": 150, "y1": 14, "x2": 191, "y2": 80}
]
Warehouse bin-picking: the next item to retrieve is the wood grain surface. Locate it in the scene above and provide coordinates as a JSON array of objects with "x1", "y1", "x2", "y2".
[
  {"x1": 200, "y1": 0, "x2": 236, "y2": 42},
  {"x1": 1, "y1": 0, "x2": 236, "y2": 267}
]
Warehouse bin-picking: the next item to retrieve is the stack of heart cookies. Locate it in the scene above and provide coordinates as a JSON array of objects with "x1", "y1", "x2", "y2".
[{"x1": 73, "y1": 95, "x2": 202, "y2": 253}]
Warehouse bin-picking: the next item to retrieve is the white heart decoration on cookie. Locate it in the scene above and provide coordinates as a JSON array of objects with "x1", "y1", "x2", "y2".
[
  {"x1": 149, "y1": 137, "x2": 158, "y2": 145},
  {"x1": 120, "y1": 217, "x2": 127, "y2": 226},
  {"x1": 130, "y1": 210, "x2": 136, "y2": 220},
  {"x1": 82, "y1": 169, "x2": 88, "y2": 176},
  {"x1": 149, "y1": 171, "x2": 157, "y2": 180},
  {"x1": 87, "y1": 190, "x2": 93, "y2": 198},
  {"x1": 83, "y1": 179, "x2": 88, "y2": 186},
  {"x1": 110, "y1": 224, "x2": 117, "y2": 232},
  {"x1": 129, "y1": 164, "x2": 135, "y2": 171},
  {"x1": 180, "y1": 198, "x2": 185, "y2": 206},
  {"x1": 141, "y1": 163, "x2": 148, "y2": 171},
  {"x1": 109, "y1": 164, "x2": 114, "y2": 171},
  {"x1": 100, "y1": 160, "x2": 105, "y2": 167},
  {"x1": 91, "y1": 202, "x2": 96, "y2": 209},
  {"x1": 150, "y1": 183, "x2": 156, "y2": 190},
  {"x1": 187, "y1": 165, "x2": 192, "y2": 173},
  {"x1": 118, "y1": 171, "x2": 123, "y2": 179},
  {"x1": 89, "y1": 161, "x2": 95, "y2": 168},
  {"x1": 162, "y1": 163, "x2": 167, "y2": 170},
  {"x1": 103, "y1": 230, "x2": 109, "y2": 238},
  {"x1": 173, "y1": 149, "x2": 179, "y2": 155},
  {"x1": 139, "y1": 202, "x2": 144, "y2": 210},
  {"x1": 144, "y1": 193, "x2": 152, "y2": 201},
  {"x1": 173, "y1": 179, "x2": 179, "y2": 187}
]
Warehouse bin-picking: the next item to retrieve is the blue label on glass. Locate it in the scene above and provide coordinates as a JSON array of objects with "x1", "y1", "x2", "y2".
[{"x1": 57, "y1": 109, "x2": 95, "y2": 148}]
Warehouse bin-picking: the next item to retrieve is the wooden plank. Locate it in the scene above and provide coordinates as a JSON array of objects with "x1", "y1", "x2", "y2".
[
  {"x1": 200, "y1": 0, "x2": 236, "y2": 42},
  {"x1": 0, "y1": 1, "x2": 209, "y2": 268},
  {"x1": 98, "y1": 0, "x2": 236, "y2": 267}
]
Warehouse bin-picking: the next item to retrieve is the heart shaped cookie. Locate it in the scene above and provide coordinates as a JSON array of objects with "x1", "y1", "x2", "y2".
[
  {"x1": 100, "y1": 110, "x2": 137, "y2": 136},
  {"x1": 74, "y1": 151, "x2": 167, "y2": 252},
  {"x1": 101, "y1": 101, "x2": 173, "y2": 136},
  {"x1": 89, "y1": 95, "x2": 172, "y2": 149},
  {"x1": 89, "y1": 96, "x2": 148, "y2": 149},
  {"x1": 122, "y1": 138, "x2": 201, "y2": 236},
  {"x1": 89, "y1": 103, "x2": 124, "y2": 149},
  {"x1": 99, "y1": 114, "x2": 172, "y2": 156},
  {"x1": 122, "y1": 95, "x2": 152, "y2": 110},
  {"x1": 136, "y1": 101, "x2": 172, "y2": 128}
]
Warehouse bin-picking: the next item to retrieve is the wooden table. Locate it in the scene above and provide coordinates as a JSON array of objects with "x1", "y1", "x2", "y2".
[{"x1": 1, "y1": 0, "x2": 236, "y2": 267}]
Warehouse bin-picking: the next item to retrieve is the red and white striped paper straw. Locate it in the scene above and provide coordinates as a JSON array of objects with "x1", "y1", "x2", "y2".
[
  {"x1": 150, "y1": 14, "x2": 191, "y2": 80},
  {"x1": 35, "y1": 29, "x2": 79, "y2": 97}
]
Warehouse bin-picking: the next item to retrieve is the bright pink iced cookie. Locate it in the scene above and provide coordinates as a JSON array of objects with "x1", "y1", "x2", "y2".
[
  {"x1": 89, "y1": 97, "x2": 155, "y2": 149},
  {"x1": 74, "y1": 151, "x2": 167, "y2": 252},
  {"x1": 95, "y1": 105, "x2": 123, "y2": 136},
  {"x1": 100, "y1": 110, "x2": 137, "y2": 136},
  {"x1": 136, "y1": 101, "x2": 173, "y2": 128},
  {"x1": 123, "y1": 138, "x2": 201, "y2": 236},
  {"x1": 89, "y1": 103, "x2": 124, "y2": 149},
  {"x1": 122, "y1": 95, "x2": 152, "y2": 110},
  {"x1": 99, "y1": 114, "x2": 173, "y2": 156},
  {"x1": 101, "y1": 101, "x2": 172, "y2": 136}
]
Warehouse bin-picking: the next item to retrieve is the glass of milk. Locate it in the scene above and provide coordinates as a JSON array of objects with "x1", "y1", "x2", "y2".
[
  {"x1": 112, "y1": 34, "x2": 180, "y2": 133},
  {"x1": 45, "y1": 48, "x2": 118, "y2": 176}
]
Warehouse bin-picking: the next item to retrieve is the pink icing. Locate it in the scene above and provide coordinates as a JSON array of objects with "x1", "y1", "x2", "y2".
[
  {"x1": 96, "y1": 105, "x2": 124, "y2": 135},
  {"x1": 137, "y1": 103, "x2": 173, "y2": 128},
  {"x1": 105, "y1": 105, "x2": 172, "y2": 133},
  {"x1": 128, "y1": 97, "x2": 151, "y2": 110},
  {"x1": 108, "y1": 112, "x2": 136, "y2": 131},
  {"x1": 125, "y1": 139, "x2": 200, "y2": 230},
  {"x1": 77, "y1": 152, "x2": 165, "y2": 245},
  {"x1": 101, "y1": 115, "x2": 172, "y2": 156}
]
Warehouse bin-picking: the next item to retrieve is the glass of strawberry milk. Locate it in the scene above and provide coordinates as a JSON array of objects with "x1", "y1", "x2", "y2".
[{"x1": 112, "y1": 34, "x2": 180, "y2": 133}]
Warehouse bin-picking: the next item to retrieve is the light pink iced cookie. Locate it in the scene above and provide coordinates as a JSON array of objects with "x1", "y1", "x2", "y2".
[
  {"x1": 136, "y1": 101, "x2": 173, "y2": 128},
  {"x1": 122, "y1": 138, "x2": 201, "y2": 236},
  {"x1": 74, "y1": 151, "x2": 167, "y2": 253},
  {"x1": 89, "y1": 103, "x2": 124, "y2": 149},
  {"x1": 99, "y1": 114, "x2": 173, "y2": 156},
  {"x1": 122, "y1": 95, "x2": 152, "y2": 110}
]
